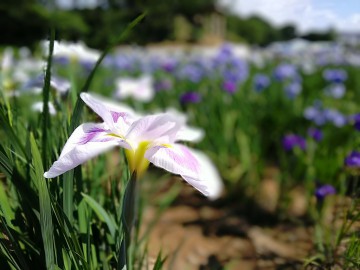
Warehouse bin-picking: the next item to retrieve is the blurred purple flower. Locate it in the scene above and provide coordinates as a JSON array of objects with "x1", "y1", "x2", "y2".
[
  {"x1": 53, "y1": 56, "x2": 69, "y2": 66},
  {"x1": 324, "y1": 109, "x2": 347, "y2": 127},
  {"x1": 315, "y1": 184, "x2": 336, "y2": 201},
  {"x1": 352, "y1": 114, "x2": 360, "y2": 131},
  {"x1": 282, "y1": 134, "x2": 307, "y2": 151},
  {"x1": 23, "y1": 74, "x2": 70, "y2": 94},
  {"x1": 213, "y1": 43, "x2": 234, "y2": 66},
  {"x1": 180, "y1": 92, "x2": 202, "y2": 104},
  {"x1": 323, "y1": 69, "x2": 347, "y2": 83},
  {"x1": 344, "y1": 151, "x2": 360, "y2": 167},
  {"x1": 154, "y1": 79, "x2": 173, "y2": 91},
  {"x1": 212, "y1": 45, "x2": 249, "y2": 84},
  {"x1": 80, "y1": 60, "x2": 95, "y2": 72},
  {"x1": 304, "y1": 104, "x2": 327, "y2": 126},
  {"x1": 273, "y1": 63, "x2": 297, "y2": 81},
  {"x1": 253, "y1": 74, "x2": 270, "y2": 92},
  {"x1": 324, "y1": 83, "x2": 346, "y2": 99},
  {"x1": 161, "y1": 59, "x2": 178, "y2": 73},
  {"x1": 284, "y1": 81, "x2": 302, "y2": 99},
  {"x1": 307, "y1": 128, "x2": 323, "y2": 142},
  {"x1": 177, "y1": 64, "x2": 204, "y2": 83},
  {"x1": 222, "y1": 80, "x2": 237, "y2": 94}
]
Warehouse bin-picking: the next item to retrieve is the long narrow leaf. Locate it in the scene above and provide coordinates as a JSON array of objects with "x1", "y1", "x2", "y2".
[
  {"x1": 30, "y1": 133, "x2": 56, "y2": 270},
  {"x1": 42, "y1": 29, "x2": 55, "y2": 168},
  {"x1": 0, "y1": 108, "x2": 26, "y2": 159},
  {"x1": 0, "y1": 213, "x2": 30, "y2": 270},
  {"x1": 81, "y1": 193, "x2": 117, "y2": 238},
  {"x1": 0, "y1": 144, "x2": 13, "y2": 178}
]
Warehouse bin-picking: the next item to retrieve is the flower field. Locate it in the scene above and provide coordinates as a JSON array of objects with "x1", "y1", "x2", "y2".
[{"x1": 0, "y1": 37, "x2": 360, "y2": 269}]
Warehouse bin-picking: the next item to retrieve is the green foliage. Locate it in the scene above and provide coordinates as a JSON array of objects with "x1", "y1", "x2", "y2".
[
  {"x1": 226, "y1": 15, "x2": 281, "y2": 46},
  {"x1": 0, "y1": 1, "x2": 48, "y2": 47},
  {"x1": 301, "y1": 29, "x2": 336, "y2": 41}
]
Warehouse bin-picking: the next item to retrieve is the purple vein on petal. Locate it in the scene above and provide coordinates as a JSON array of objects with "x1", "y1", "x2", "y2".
[
  {"x1": 159, "y1": 145, "x2": 200, "y2": 173},
  {"x1": 78, "y1": 127, "x2": 106, "y2": 144},
  {"x1": 111, "y1": 111, "x2": 128, "y2": 123}
]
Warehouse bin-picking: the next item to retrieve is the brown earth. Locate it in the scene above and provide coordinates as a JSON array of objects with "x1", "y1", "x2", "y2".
[{"x1": 137, "y1": 170, "x2": 360, "y2": 270}]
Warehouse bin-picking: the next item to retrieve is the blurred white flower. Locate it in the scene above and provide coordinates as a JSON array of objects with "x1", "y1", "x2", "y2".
[
  {"x1": 114, "y1": 75, "x2": 154, "y2": 102},
  {"x1": 22, "y1": 74, "x2": 71, "y2": 95},
  {"x1": 32, "y1": 102, "x2": 57, "y2": 115},
  {"x1": 1, "y1": 48, "x2": 14, "y2": 71},
  {"x1": 42, "y1": 40, "x2": 100, "y2": 64}
]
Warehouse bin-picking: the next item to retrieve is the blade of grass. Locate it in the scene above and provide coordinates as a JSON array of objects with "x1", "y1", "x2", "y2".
[
  {"x1": 81, "y1": 193, "x2": 117, "y2": 239},
  {"x1": 152, "y1": 252, "x2": 166, "y2": 270},
  {"x1": 63, "y1": 170, "x2": 74, "y2": 225},
  {"x1": 0, "y1": 144, "x2": 13, "y2": 178},
  {"x1": 0, "y1": 181, "x2": 14, "y2": 225},
  {"x1": 0, "y1": 108, "x2": 27, "y2": 159},
  {"x1": 42, "y1": 29, "x2": 55, "y2": 168},
  {"x1": 0, "y1": 213, "x2": 30, "y2": 270},
  {"x1": 30, "y1": 133, "x2": 56, "y2": 269},
  {"x1": 51, "y1": 197, "x2": 88, "y2": 270},
  {"x1": 0, "y1": 241, "x2": 22, "y2": 270}
]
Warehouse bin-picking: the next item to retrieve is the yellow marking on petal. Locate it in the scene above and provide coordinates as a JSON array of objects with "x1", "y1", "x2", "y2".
[
  {"x1": 161, "y1": 143, "x2": 172, "y2": 148},
  {"x1": 125, "y1": 141, "x2": 151, "y2": 178},
  {"x1": 107, "y1": 133, "x2": 125, "y2": 140}
]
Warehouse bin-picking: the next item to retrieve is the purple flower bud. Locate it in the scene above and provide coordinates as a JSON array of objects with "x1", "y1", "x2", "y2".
[
  {"x1": 344, "y1": 151, "x2": 360, "y2": 167},
  {"x1": 180, "y1": 92, "x2": 202, "y2": 104},
  {"x1": 307, "y1": 128, "x2": 323, "y2": 142},
  {"x1": 282, "y1": 134, "x2": 307, "y2": 151},
  {"x1": 315, "y1": 184, "x2": 336, "y2": 201}
]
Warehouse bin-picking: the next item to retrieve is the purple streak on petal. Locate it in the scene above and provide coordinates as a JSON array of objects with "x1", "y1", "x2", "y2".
[
  {"x1": 78, "y1": 127, "x2": 106, "y2": 144},
  {"x1": 154, "y1": 145, "x2": 200, "y2": 172},
  {"x1": 110, "y1": 111, "x2": 127, "y2": 123}
]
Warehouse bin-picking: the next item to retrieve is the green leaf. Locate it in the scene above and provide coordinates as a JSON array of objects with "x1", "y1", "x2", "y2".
[
  {"x1": 0, "y1": 213, "x2": 30, "y2": 270},
  {"x1": 30, "y1": 133, "x2": 56, "y2": 270},
  {"x1": 50, "y1": 197, "x2": 87, "y2": 270},
  {"x1": 153, "y1": 252, "x2": 166, "y2": 270},
  {"x1": 0, "y1": 181, "x2": 14, "y2": 225},
  {"x1": 0, "y1": 144, "x2": 13, "y2": 178},
  {"x1": 63, "y1": 170, "x2": 74, "y2": 225},
  {"x1": 81, "y1": 193, "x2": 117, "y2": 238},
  {"x1": 0, "y1": 107, "x2": 27, "y2": 160},
  {"x1": 42, "y1": 28, "x2": 55, "y2": 168}
]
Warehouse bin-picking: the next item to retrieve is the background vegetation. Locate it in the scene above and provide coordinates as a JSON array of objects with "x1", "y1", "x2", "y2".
[{"x1": 0, "y1": 0, "x2": 335, "y2": 49}]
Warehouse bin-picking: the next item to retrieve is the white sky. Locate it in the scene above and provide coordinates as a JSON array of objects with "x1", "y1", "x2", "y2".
[{"x1": 218, "y1": 0, "x2": 360, "y2": 33}]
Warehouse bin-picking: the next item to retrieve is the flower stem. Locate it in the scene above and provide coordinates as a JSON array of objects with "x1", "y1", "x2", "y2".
[{"x1": 119, "y1": 171, "x2": 138, "y2": 269}]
